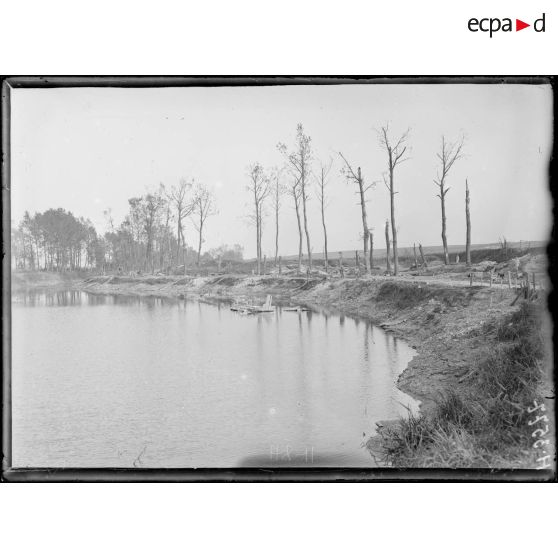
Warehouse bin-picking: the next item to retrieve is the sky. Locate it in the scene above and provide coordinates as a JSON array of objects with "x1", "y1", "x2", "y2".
[{"x1": 10, "y1": 83, "x2": 553, "y2": 258}]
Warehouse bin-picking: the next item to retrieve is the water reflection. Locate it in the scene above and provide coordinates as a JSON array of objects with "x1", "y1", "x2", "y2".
[{"x1": 12, "y1": 289, "x2": 419, "y2": 468}]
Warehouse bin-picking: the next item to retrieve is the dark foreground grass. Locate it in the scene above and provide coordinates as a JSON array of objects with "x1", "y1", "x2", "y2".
[{"x1": 375, "y1": 302, "x2": 552, "y2": 468}]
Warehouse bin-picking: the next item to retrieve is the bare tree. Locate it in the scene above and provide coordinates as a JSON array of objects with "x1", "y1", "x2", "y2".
[
  {"x1": 246, "y1": 163, "x2": 271, "y2": 275},
  {"x1": 278, "y1": 123, "x2": 313, "y2": 270},
  {"x1": 158, "y1": 184, "x2": 173, "y2": 273},
  {"x1": 314, "y1": 158, "x2": 333, "y2": 272},
  {"x1": 270, "y1": 168, "x2": 286, "y2": 269},
  {"x1": 369, "y1": 230, "x2": 374, "y2": 270},
  {"x1": 465, "y1": 178, "x2": 471, "y2": 267},
  {"x1": 142, "y1": 190, "x2": 165, "y2": 273},
  {"x1": 191, "y1": 185, "x2": 217, "y2": 267},
  {"x1": 434, "y1": 135, "x2": 464, "y2": 265},
  {"x1": 169, "y1": 179, "x2": 194, "y2": 272},
  {"x1": 339, "y1": 152, "x2": 373, "y2": 274},
  {"x1": 289, "y1": 176, "x2": 303, "y2": 273},
  {"x1": 385, "y1": 219, "x2": 391, "y2": 274},
  {"x1": 379, "y1": 125, "x2": 410, "y2": 276}
]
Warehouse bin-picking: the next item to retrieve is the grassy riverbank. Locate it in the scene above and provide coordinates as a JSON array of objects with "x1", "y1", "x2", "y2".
[{"x1": 14, "y1": 270, "x2": 553, "y2": 469}]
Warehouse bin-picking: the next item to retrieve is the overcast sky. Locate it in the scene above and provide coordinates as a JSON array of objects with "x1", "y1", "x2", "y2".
[{"x1": 11, "y1": 83, "x2": 552, "y2": 258}]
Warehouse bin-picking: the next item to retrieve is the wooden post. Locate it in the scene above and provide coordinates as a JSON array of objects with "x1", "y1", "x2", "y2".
[
  {"x1": 508, "y1": 271, "x2": 511, "y2": 289},
  {"x1": 470, "y1": 272, "x2": 473, "y2": 287},
  {"x1": 355, "y1": 250, "x2": 360, "y2": 274},
  {"x1": 489, "y1": 273, "x2": 493, "y2": 288},
  {"x1": 278, "y1": 256, "x2": 282, "y2": 275},
  {"x1": 263, "y1": 255, "x2": 267, "y2": 275},
  {"x1": 339, "y1": 252, "x2": 344, "y2": 278},
  {"x1": 413, "y1": 243, "x2": 418, "y2": 268}
]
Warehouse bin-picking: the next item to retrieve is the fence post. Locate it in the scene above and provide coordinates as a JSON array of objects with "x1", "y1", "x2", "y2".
[
  {"x1": 470, "y1": 272, "x2": 473, "y2": 287},
  {"x1": 508, "y1": 271, "x2": 512, "y2": 289}
]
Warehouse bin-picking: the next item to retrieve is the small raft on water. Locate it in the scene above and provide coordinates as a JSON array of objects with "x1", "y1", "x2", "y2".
[
  {"x1": 283, "y1": 306, "x2": 308, "y2": 312},
  {"x1": 231, "y1": 295, "x2": 276, "y2": 315}
]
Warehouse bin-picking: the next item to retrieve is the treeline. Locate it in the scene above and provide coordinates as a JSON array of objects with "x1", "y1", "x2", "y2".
[
  {"x1": 13, "y1": 209, "x2": 99, "y2": 272},
  {"x1": 247, "y1": 123, "x2": 471, "y2": 276},
  {"x1": 13, "y1": 182, "x2": 243, "y2": 273}
]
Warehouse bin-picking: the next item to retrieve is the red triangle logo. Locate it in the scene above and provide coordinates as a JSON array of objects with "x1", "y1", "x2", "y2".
[{"x1": 516, "y1": 19, "x2": 530, "y2": 31}]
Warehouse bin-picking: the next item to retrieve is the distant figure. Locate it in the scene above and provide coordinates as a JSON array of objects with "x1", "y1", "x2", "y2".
[{"x1": 455, "y1": 254, "x2": 460, "y2": 264}]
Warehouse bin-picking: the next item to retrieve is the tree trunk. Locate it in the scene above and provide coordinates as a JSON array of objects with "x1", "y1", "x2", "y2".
[
  {"x1": 369, "y1": 231, "x2": 374, "y2": 270},
  {"x1": 274, "y1": 196, "x2": 279, "y2": 268},
  {"x1": 465, "y1": 179, "x2": 471, "y2": 266},
  {"x1": 440, "y1": 190, "x2": 449, "y2": 265},
  {"x1": 385, "y1": 220, "x2": 391, "y2": 274},
  {"x1": 389, "y1": 165, "x2": 398, "y2": 275},
  {"x1": 321, "y1": 192, "x2": 328, "y2": 273},
  {"x1": 197, "y1": 219, "x2": 203, "y2": 267},
  {"x1": 294, "y1": 195, "x2": 303, "y2": 274},
  {"x1": 357, "y1": 167, "x2": 370, "y2": 274},
  {"x1": 301, "y1": 162, "x2": 312, "y2": 271}
]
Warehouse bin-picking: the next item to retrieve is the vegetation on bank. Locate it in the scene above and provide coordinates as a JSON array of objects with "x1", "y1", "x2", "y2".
[{"x1": 374, "y1": 301, "x2": 552, "y2": 468}]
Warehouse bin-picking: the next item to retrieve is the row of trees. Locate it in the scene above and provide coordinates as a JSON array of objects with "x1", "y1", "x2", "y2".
[
  {"x1": 247, "y1": 123, "x2": 470, "y2": 276},
  {"x1": 12, "y1": 181, "x2": 235, "y2": 273},
  {"x1": 13, "y1": 209, "x2": 100, "y2": 271}
]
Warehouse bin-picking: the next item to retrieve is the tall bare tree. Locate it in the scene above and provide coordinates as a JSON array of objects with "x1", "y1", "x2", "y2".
[
  {"x1": 278, "y1": 123, "x2": 313, "y2": 270},
  {"x1": 315, "y1": 158, "x2": 333, "y2": 272},
  {"x1": 369, "y1": 230, "x2": 374, "y2": 270},
  {"x1": 339, "y1": 152, "x2": 373, "y2": 274},
  {"x1": 385, "y1": 220, "x2": 391, "y2": 274},
  {"x1": 379, "y1": 125, "x2": 410, "y2": 276},
  {"x1": 434, "y1": 135, "x2": 464, "y2": 265},
  {"x1": 169, "y1": 179, "x2": 194, "y2": 272},
  {"x1": 270, "y1": 168, "x2": 285, "y2": 268},
  {"x1": 142, "y1": 190, "x2": 165, "y2": 273},
  {"x1": 191, "y1": 185, "x2": 217, "y2": 267},
  {"x1": 246, "y1": 163, "x2": 271, "y2": 275},
  {"x1": 465, "y1": 178, "x2": 471, "y2": 267},
  {"x1": 289, "y1": 176, "x2": 303, "y2": 273}
]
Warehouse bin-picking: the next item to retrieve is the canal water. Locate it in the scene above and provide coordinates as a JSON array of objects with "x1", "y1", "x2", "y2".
[{"x1": 11, "y1": 290, "x2": 419, "y2": 468}]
